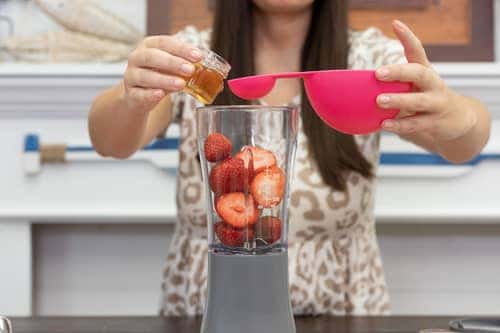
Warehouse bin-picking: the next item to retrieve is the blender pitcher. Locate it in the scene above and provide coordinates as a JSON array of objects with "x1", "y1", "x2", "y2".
[{"x1": 197, "y1": 105, "x2": 299, "y2": 333}]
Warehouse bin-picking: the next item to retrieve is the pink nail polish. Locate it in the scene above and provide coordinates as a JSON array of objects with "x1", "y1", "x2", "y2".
[
  {"x1": 377, "y1": 68, "x2": 390, "y2": 79},
  {"x1": 382, "y1": 120, "x2": 394, "y2": 129},
  {"x1": 190, "y1": 49, "x2": 203, "y2": 60},
  {"x1": 378, "y1": 95, "x2": 391, "y2": 104},
  {"x1": 394, "y1": 20, "x2": 406, "y2": 30}
]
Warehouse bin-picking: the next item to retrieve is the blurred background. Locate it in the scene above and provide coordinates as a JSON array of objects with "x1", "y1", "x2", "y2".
[{"x1": 1, "y1": 0, "x2": 500, "y2": 317}]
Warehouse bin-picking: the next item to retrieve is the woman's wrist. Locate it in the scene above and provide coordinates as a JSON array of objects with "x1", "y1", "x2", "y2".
[
  {"x1": 433, "y1": 94, "x2": 489, "y2": 163},
  {"x1": 116, "y1": 81, "x2": 148, "y2": 116},
  {"x1": 434, "y1": 92, "x2": 477, "y2": 142}
]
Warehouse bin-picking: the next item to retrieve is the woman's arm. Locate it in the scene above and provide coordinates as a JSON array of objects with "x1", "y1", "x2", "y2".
[
  {"x1": 89, "y1": 82, "x2": 173, "y2": 158},
  {"x1": 375, "y1": 20, "x2": 491, "y2": 163},
  {"x1": 89, "y1": 35, "x2": 203, "y2": 158}
]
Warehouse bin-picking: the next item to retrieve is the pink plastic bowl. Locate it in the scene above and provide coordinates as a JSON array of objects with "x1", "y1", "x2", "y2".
[{"x1": 228, "y1": 70, "x2": 412, "y2": 135}]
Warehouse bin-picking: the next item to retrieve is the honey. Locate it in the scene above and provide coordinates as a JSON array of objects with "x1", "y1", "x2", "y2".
[{"x1": 183, "y1": 49, "x2": 231, "y2": 105}]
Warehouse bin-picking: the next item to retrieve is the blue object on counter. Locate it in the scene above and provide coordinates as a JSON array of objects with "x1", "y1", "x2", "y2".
[
  {"x1": 24, "y1": 134, "x2": 180, "y2": 152},
  {"x1": 64, "y1": 138, "x2": 180, "y2": 152},
  {"x1": 24, "y1": 134, "x2": 40, "y2": 152},
  {"x1": 379, "y1": 152, "x2": 500, "y2": 166}
]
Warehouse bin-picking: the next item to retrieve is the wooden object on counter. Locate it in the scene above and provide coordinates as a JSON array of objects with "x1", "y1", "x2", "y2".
[
  {"x1": 40, "y1": 145, "x2": 67, "y2": 164},
  {"x1": 11, "y1": 316, "x2": 456, "y2": 333}
]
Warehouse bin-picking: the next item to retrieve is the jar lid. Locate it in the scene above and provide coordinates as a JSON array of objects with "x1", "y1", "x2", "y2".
[
  {"x1": 200, "y1": 49, "x2": 231, "y2": 78},
  {"x1": 0, "y1": 317, "x2": 12, "y2": 333}
]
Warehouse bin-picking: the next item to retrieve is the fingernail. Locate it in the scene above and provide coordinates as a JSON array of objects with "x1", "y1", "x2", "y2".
[
  {"x1": 382, "y1": 120, "x2": 395, "y2": 129},
  {"x1": 153, "y1": 90, "x2": 164, "y2": 98},
  {"x1": 190, "y1": 49, "x2": 203, "y2": 60},
  {"x1": 394, "y1": 20, "x2": 406, "y2": 30},
  {"x1": 181, "y1": 63, "x2": 195, "y2": 75},
  {"x1": 173, "y1": 78, "x2": 185, "y2": 89},
  {"x1": 378, "y1": 95, "x2": 391, "y2": 105},
  {"x1": 376, "y1": 68, "x2": 390, "y2": 79}
]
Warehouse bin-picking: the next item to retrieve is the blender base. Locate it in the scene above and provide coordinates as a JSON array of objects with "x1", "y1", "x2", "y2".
[{"x1": 201, "y1": 251, "x2": 296, "y2": 333}]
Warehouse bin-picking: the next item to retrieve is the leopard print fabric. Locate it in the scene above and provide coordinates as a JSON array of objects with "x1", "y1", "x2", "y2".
[{"x1": 160, "y1": 26, "x2": 405, "y2": 316}]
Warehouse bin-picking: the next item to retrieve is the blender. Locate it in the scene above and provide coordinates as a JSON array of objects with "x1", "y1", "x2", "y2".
[{"x1": 197, "y1": 105, "x2": 299, "y2": 333}]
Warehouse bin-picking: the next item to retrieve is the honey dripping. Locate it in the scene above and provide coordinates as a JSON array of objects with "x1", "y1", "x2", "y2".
[{"x1": 184, "y1": 63, "x2": 225, "y2": 105}]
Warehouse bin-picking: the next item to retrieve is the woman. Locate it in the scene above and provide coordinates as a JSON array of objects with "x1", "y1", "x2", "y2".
[{"x1": 89, "y1": 0, "x2": 490, "y2": 316}]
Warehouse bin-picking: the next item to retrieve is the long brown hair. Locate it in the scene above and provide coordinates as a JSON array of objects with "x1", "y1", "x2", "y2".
[{"x1": 211, "y1": 0, "x2": 373, "y2": 191}]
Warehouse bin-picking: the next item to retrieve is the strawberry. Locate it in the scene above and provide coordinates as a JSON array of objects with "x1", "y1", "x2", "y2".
[
  {"x1": 254, "y1": 216, "x2": 282, "y2": 244},
  {"x1": 250, "y1": 166, "x2": 285, "y2": 208},
  {"x1": 204, "y1": 133, "x2": 232, "y2": 162},
  {"x1": 236, "y1": 146, "x2": 276, "y2": 173},
  {"x1": 215, "y1": 222, "x2": 255, "y2": 247},
  {"x1": 209, "y1": 157, "x2": 251, "y2": 195},
  {"x1": 215, "y1": 193, "x2": 259, "y2": 228}
]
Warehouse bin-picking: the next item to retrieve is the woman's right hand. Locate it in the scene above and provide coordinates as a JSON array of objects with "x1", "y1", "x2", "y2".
[{"x1": 122, "y1": 35, "x2": 203, "y2": 112}]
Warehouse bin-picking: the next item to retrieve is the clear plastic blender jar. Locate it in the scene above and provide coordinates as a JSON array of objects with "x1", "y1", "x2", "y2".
[
  {"x1": 197, "y1": 105, "x2": 299, "y2": 254},
  {"x1": 197, "y1": 105, "x2": 299, "y2": 333}
]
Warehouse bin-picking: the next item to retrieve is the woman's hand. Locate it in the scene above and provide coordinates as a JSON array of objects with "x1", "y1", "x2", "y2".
[
  {"x1": 375, "y1": 20, "x2": 491, "y2": 163},
  {"x1": 122, "y1": 35, "x2": 203, "y2": 112},
  {"x1": 89, "y1": 35, "x2": 203, "y2": 159}
]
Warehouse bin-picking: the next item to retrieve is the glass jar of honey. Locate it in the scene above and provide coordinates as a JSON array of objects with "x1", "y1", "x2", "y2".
[{"x1": 184, "y1": 49, "x2": 231, "y2": 105}]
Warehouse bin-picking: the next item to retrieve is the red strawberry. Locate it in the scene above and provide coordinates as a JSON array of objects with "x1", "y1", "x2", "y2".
[
  {"x1": 209, "y1": 158, "x2": 250, "y2": 195},
  {"x1": 204, "y1": 133, "x2": 232, "y2": 162},
  {"x1": 250, "y1": 166, "x2": 285, "y2": 208},
  {"x1": 236, "y1": 146, "x2": 276, "y2": 173},
  {"x1": 215, "y1": 222, "x2": 255, "y2": 247},
  {"x1": 215, "y1": 193, "x2": 259, "y2": 228},
  {"x1": 255, "y1": 216, "x2": 282, "y2": 244}
]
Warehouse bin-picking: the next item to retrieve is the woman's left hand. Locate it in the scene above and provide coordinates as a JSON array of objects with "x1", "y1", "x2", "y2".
[{"x1": 375, "y1": 20, "x2": 477, "y2": 142}]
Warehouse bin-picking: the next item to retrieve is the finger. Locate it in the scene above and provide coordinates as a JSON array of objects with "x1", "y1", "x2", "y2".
[
  {"x1": 396, "y1": 109, "x2": 418, "y2": 119},
  {"x1": 377, "y1": 92, "x2": 443, "y2": 113},
  {"x1": 125, "y1": 67, "x2": 186, "y2": 92},
  {"x1": 143, "y1": 35, "x2": 203, "y2": 62},
  {"x1": 376, "y1": 63, "x2": 440, "y2": 90},
  {"x1": 392, "y1": 20, "x2": 430, "y2": 66},
  {"x1": 129, "y1": 48, "x2": 196, "y2": 77},
  {"x1": 381, "y1": 114, "x2": 439, "y2": 135},
  {"x1": 127, "y1": 87, "x2": 165, "y2": 110}
]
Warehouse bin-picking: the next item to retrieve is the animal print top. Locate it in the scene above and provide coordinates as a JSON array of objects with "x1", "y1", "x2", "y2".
[{"x1": 159, "y1": 26, "x2": 405, "y2": 316}]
